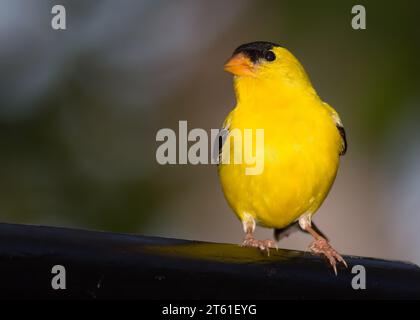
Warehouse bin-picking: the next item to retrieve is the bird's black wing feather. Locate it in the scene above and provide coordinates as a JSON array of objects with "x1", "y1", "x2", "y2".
[
  {"x1": 274, "y1": 221, "x2": 329, "y2": 242},
  {"x1": 337, "y1": 124, "x2": 347, "y2": 156},
  {"x1": 274, "y1": 222, "x2": 301, "y2": 241},
  {"x1": 214, "y1": 127, "x2": 229, "y2": 166}
]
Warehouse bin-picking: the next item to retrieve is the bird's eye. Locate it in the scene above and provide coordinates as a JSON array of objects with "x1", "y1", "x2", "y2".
[{"x1": 264, "y1": 51, "x2": 276, "y2": 62}]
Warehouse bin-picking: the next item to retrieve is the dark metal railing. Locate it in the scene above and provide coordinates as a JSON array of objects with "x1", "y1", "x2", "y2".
[{"x1": 0, "y1": 223, "x2": 419, "y2": 299}]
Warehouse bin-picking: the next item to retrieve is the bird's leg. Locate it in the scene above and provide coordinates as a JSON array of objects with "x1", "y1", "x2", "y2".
[
  {"x1": 299, "y1": 215, "x2": 347, "y2": 275},
  {"x1": 241, "y1": 214, "x2": 277, "y2": 255}
]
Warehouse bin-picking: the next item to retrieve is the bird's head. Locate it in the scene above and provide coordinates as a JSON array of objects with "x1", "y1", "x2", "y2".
[{"x1": 224, "y1": 41, "x2": 315, "y2": 101}]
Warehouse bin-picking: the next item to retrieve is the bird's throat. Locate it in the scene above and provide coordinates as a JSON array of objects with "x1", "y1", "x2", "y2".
[{"x1": 233, "y1": 76, "x2": 316, "y2": 107}]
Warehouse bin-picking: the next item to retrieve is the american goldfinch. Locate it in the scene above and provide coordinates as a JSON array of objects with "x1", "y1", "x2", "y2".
[{"x1": 219, "y1": 41, "x2": 347, "y2": 274}]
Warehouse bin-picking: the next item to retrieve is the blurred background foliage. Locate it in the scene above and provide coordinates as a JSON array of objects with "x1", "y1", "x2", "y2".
[{"x1": 1, "y1": 0, "x2": 420, "y2": 263}]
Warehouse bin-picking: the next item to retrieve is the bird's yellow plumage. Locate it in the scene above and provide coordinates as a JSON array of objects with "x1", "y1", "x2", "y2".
[{"x1": 219, "y1": 42, "x2": 347, "y2": 273}]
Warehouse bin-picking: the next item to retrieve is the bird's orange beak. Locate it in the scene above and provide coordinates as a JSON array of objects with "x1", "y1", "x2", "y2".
[{"x1": 224, "y1": 53, "x2": 255, "y2": 76}]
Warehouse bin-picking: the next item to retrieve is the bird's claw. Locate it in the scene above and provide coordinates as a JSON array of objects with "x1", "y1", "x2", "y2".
[
  {"x1": 241, "y1": 237, "x2": 278, "y2": 256},
  {"x1": 309, "y1": 238, "x2": 347, "y2": 275}
]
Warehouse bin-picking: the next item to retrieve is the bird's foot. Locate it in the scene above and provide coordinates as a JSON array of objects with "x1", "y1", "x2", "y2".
[
  {"x1": 241, "y1": 235, "x2": 278, "y2": 256},
  {"x1": 309, "y1": 238, "x2": 348, "y2": 275}
]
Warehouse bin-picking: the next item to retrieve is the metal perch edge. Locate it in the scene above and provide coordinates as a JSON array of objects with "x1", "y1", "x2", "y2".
[{"x1": 0, "y1": 223, "x2": 419, "y2": 299}]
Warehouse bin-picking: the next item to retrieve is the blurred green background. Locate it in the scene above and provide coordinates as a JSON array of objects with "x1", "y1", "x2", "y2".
[{"x1": 1, "y1": 0, "x2": 419, "y2": 263}]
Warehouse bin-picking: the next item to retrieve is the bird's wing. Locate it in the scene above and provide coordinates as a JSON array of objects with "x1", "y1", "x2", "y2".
[
  {"x1": 214, "y1": 112, "x2": 233, "y2": 165},
  {"x1": 336, "y1": 124, "x2": 347, "y2": 156},
  {"x1": 323, "y1": 103, "x2": 347, "y2": 156},
  {"x1": 274, "y1": 221, "x2": 329, "y2": 241},
  {"x1": 273, "y1": 222, "x2": 301, "y2": 241}
]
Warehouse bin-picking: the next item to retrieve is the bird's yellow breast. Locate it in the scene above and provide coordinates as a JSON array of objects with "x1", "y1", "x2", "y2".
[{"x1": 218, "y1": 95, "x2": 341, "y2": 229}]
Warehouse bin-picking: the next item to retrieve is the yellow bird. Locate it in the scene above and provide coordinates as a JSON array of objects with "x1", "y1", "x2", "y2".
[{"x1": 218, "y1": 41, "x2": 347, "y2": 274}]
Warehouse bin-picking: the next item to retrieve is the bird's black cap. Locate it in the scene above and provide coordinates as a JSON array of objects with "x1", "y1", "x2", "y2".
[{"x1": 233, "y1": 41, "x2": 281, "y2": 63}]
